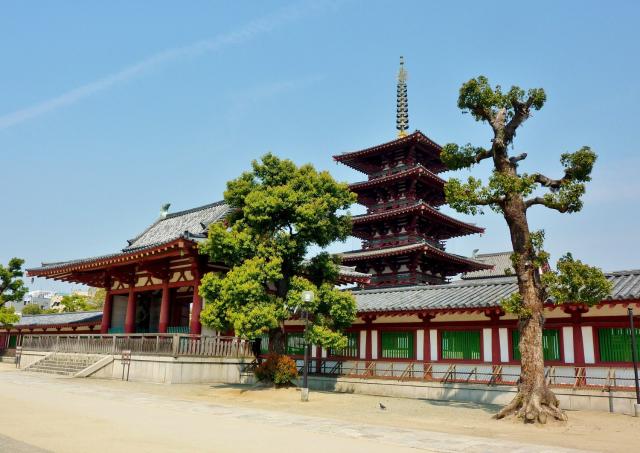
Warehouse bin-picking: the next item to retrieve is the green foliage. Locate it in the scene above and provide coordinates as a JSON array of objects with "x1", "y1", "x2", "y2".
[
  {"x1": 441, "y1": 143, "x2": 486, "y2": 170},
  {"x1": 0, "y1": 306, "x2": 19, "y2": 327},
  {"x1": 59, "y1": 294, "x2": 101, "y2": 312},
  {"x1": 89, "y1": 288, "x2": 106, "y2": 308},
  {"x1": 254, "y1": 353, "x2": 299, "y2": 386},
  {"x1": 0, "y1": 258, "x2": 27, "y2": 308},
  {"x1": 528, "y1": 230, "x2": 550, "y2": 268},
  {"x1": 457, "y1": 76, "x2": 546, "y2": 123},
  {"x1": 199, "y1": 153, "x2": 358, "y2": 350},
  {"x1": 444, "y1": 177, "x2": 493, "y2": 215},
  {"x1": 0, "y1": 258, "x2": 27, "y2": 327},
  {"x1": 21, "y1": 304, "x2": 44, "y2": 315},
  {"x1": 560, "y1": 147, "x2": 596, "y2": 183},
  {"x1": 542, "y1": 254, "x2": 612, "y2": 305}
]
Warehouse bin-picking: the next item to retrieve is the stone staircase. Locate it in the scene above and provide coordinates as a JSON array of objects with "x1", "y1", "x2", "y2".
[{"x1": 24, "y1": 353, "x2": 105, "y2": 376}]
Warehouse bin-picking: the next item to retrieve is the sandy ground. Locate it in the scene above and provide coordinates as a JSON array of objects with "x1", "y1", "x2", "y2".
[{"x1": 0, "y1": 363, "x2": 637, "y2": 452}]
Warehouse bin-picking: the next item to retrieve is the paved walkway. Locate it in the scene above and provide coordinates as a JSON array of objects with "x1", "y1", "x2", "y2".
[{"x1": 0, "y1": 369, "x2": 587, "y2": 453}]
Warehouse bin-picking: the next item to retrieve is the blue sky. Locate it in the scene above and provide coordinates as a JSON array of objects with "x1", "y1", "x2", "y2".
[{"x1": 1, "y1": 0, "x2": 639, "y2": 293}]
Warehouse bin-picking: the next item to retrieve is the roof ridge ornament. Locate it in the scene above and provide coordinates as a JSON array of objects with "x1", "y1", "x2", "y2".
[
  {"x1": 396, "y1": 56, "x2": 409, "y2": 138},
  {"x1": 159, "y1": 203, "x2": 171, "y2": 219}
]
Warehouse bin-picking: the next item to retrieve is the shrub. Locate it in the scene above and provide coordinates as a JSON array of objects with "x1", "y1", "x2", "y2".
[{"x1": 254, "y1": 353, "x2": 298, "y2": 386}]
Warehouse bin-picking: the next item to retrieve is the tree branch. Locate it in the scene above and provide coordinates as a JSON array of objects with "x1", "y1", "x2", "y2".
[
  {"x1": 525, "y1": 197, "x2": 569, "y2": 213},
  {"x1": 532, "y1": 173, "x2": 564, "y2": 190},
  {"x1": 504, "y1": 99, "x2": 531, "y2": 141},
  {"x1": 509, "y1": 153, "x2": 528, "y2": 165}
]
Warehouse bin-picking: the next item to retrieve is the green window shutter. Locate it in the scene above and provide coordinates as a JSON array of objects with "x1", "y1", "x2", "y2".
[
  {"x1": 598, "y1": 327, "x2": 640, "y2": 362},
  {"x1": 330, "y1": 332, "x2": 358, "y2": 357},
  {"x1": 259, "y1": 334, "x2": 269, "y2": 354},
  {"x1": 381, "y1": 332, "x2": 414, "y2": 359},
  {"x1": 441, "y1": 330, "x2": 480, "y2": 360},
  {"x1": 286, "y1": 333, "x2": 305, "y2": 355},
  {"x1": 512, "y1": 329, "x2": 560, "y2": 361}
]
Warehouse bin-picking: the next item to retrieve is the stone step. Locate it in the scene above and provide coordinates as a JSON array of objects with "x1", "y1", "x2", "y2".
[
  {"x1": 32, "y1": 363, "x2": 86, "y2": 370},
  {"x1": 24, "y1": 353, "x2": 104, "y2": 376}
]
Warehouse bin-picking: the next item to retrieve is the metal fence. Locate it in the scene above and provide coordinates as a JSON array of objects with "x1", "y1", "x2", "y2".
[{"x1": 20, "y1": 334, "x2": 253, "y2": 358}]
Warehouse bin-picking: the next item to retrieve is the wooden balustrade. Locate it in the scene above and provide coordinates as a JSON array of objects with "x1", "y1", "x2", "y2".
[{"x1": 20, "y1": 334, "x2": 253, "y2": 358}]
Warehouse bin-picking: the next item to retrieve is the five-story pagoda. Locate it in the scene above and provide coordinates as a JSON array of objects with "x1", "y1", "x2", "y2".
[{"x1": 335, "y1": 57, "x2": 491, "y2": 288}]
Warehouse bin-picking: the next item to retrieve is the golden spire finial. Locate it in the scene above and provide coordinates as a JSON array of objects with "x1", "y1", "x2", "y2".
[{"x1": 396, "y1": 56, "x2": 409, "y2": 137}]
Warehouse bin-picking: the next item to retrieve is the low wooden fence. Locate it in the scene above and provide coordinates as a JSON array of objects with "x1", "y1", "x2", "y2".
[
  {"x1": 298, "y1": 359, "x2": 640, "y2": 392},
  {"x1": 21, "y1": 334, "x2": 253, "y2": 358}
]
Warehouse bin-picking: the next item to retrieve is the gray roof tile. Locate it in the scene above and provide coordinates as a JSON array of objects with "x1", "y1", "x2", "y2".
[
  {"x1": 16, "y1": 311, "x2": 102, "y2": 327},
  {"x1": 126, "y1": 201, "x2": 231, "y2": 250},
  {"x1": 352, "y1": 276, "x2": 519, "y2": 313},
  {"x1": 462, "y1": 252, "x2": 514, "y2": 279},
  {"x1": 606, "y1": 269, "x2": 640, "y2": 300},
  {"x1": 352, "y1": 269, "x2": 640, "y2": 313}
]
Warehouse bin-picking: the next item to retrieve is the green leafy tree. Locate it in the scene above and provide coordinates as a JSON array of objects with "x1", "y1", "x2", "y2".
[
  {"x1": 21, "y1": 304, "x2": 44, "y2": 315},
  {"x1": 441, "y1": 77, "x2": 611, "y2": 423},
  {"x1": 0, "y1": 258, "x2": 27, "y2": 326},
  {"x1": 60, "y1": 293, "x2": 101, "y2": 312},
  {"x1": 199, "y1": 153, "x2": 357, "y2": 353},
  {"x1": 89, "y1": 288, "x2": 106, "y2": 309}
]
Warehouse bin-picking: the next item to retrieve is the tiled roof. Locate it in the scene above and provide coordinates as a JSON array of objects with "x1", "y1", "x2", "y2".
[
  {"x1": 353, "y1": 276, "x2": 519, "y2": 313},
  {"x1": 340, "y1": 243, "x2": 491, "y2": 271},
  {"x1": 351, "y1": 269, "x2": 640, "y2": 314},
  {"x1": 337, "y1": 265, "x2": 370, "y2": 279},
  {"x1": 352, "y1": 202, "x2": 484, "y2": 236},
  {"x1": 349, "y1": 165, "x2": 445, "y2": 191},
  {"x1": 462, "y1": 252, "x2": 514, "y2": 279},
  {"x1": 332, "y1": 131, "x2": 447, "y2": 174},
  {"x1": 606, "y1": 269, "x2": 640, "y2": 300},
  {"x1": 16, "y1": 311, "x2": 103, "y2": 327},
  {"x1": 126, "y1": 201, "x2": 231, "y2": 250},
  {"x1": 28, "y1": 202, "x2": 231, "y2": 274}
]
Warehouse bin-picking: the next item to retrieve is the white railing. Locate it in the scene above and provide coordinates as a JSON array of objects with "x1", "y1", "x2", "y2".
[{"x1": 20, "y1": 334, "x2": 253, "y2": 358}]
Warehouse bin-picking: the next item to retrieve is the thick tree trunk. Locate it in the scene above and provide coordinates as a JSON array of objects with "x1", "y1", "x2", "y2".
[
  {"x1": 269, "y1": 327, "x2": 286, "y2": 354},
  {"x1": 495, "y1": 195, "x2": 566, "y2": 423}
]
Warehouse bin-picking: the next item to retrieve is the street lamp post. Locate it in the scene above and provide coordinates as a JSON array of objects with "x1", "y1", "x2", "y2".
[{"x1": 300, "y1": 290, "x2": 314, "y2": 402}]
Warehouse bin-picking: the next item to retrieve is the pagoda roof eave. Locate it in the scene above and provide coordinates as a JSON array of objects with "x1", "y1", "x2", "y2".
[
  {"x1": 348, "y1": 165, "x2": 446, "y2": 191},
  {"x1": 351, "y1": 202, "x2": 484, "y2": 237},
  {"x1": 340, "y1": 243, "x2": 492, "y2": 271},
  {"x1": 333, "y1": 130, "x2": 446, "y2": 174},
  {"x1": 26, "y1": 236, "x2": 200, "y2": 281}
]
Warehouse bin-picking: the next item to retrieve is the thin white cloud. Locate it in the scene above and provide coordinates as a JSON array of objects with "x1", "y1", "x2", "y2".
[
  {"x1": 0, "y1": 0, "x2": 334, "y2": 130},
  {"x1": 227, "y1": 75, "x2": 325, "y2": 121}
]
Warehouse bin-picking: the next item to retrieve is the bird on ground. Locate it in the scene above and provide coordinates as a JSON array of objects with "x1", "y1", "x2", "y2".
[{"x1": 379, "y1": 402, "x2": 386, "y2": 410}]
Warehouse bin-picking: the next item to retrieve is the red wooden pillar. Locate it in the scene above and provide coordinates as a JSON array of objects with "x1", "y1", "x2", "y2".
[
  {"x1": 100, "y1": 290, "x2": 113, "y2": 334},
  {"x1": 364, "y1": 317, "x2": 374, "y2": 360},
  {"x1": 158, "y1": 279, "x2": 170, "y2": 333},
  {"x1": 190, "y1": 272, "x2": 202, "y2": 335},
  {"x1": 124, "y1": 287, "x2": 136, "y2": 334},
  {"x1": 418, "y1": 313, "x2": 435, "y2": 363},
  {"x1": 572, "y1": 312, "x2": 585, "y2": 365}
]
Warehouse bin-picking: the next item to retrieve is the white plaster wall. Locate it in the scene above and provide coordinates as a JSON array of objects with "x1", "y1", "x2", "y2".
[
  {"x1": 499, "y1": 328, "x2": 509, "y2": 363},
  {"x1": 359, "y1": 331, "x2": 367, "y2": 359},
  {"x1": 90, "y1": 355, "x2": 253, "y2": 384},
  {"x1": 563, "y1": 326, "x2": 574, "y2": 363},
  {"x1": 482, "y1": 328, "x2": 492, "y2": 363},
  {"x1": 430, "y1": 329, "x2": 437, "y2": 361},
  {"x1": 582, "y1": 326, "x2": 595, "y2": 364},
  {"x1": 416, "y1": 329, "x2": 424, "y2": 361},
  {"x1": 371, "y1": 330, "x2": 378, "y2": 360}
]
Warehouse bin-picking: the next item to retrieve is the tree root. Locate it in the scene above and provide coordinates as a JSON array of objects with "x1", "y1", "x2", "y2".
[{"x1": 494, "y1": 387, "x2": 567, "y2": 424}]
